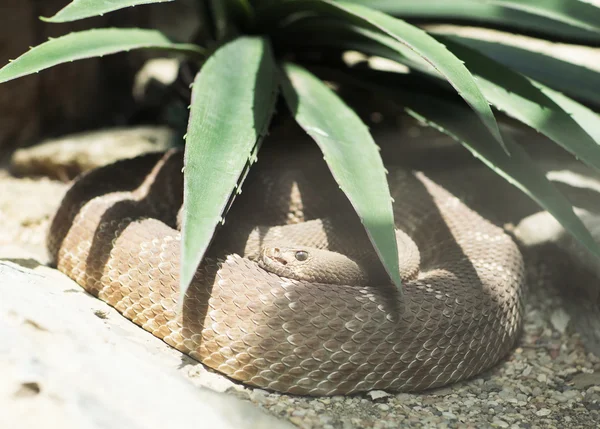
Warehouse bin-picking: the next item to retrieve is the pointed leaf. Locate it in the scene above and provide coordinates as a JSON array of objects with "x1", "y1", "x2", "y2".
[
  {"x1": 301, "y1": 23, "x2": 600, "y2": 176},
  {"x1": 435, "y1": 36, "x2": 600, "y2": 174},
  {"x1": 275, "y1": 19, "x2": 428, "y2": 73},
  {"x1": 537, "y1": 84, "x2": 600, "y2": 145},
  {"x1": 326, "y1": 67, "x2": 600, "y2": 260},
  {"x1": 479, "y1": 0, "x2": 600, "y2": 33},
  {"x1": 43, "y1": 0, "x2": 174, "y2": 23},
  {"x1": 181, "y1": 36, "x2": 279, "y2": 299},
  {"x1": 340, "y1": 0, "x2": 600, "y2": 44},
  {"x1": 260, "y1": 0, "x2": 506, "y2": 150},
  {"x1": 280, "y1": 62, "x2": 402, "y2": 290},
  {"x1": 437, "y1": 35, "x2": 600, "y2": 106},
  {"x1": 398, "y1": 88, "x2": 600, "y2": 260},
  {"x1": 0, "y1": 28, "x2": 203, "y2": 84},
  {"x1": 345, "y1": 0, "x2": 600, "y2": 32}
]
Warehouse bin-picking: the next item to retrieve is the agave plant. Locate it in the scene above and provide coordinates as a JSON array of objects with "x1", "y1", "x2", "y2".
[{"x1": 1, "y1": 0, "x2": 600, "y2": 299}]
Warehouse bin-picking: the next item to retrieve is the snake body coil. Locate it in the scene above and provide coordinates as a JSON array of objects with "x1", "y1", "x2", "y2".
[{"x1": 48, "y1": 149, "x2": 525, "y2": 396}]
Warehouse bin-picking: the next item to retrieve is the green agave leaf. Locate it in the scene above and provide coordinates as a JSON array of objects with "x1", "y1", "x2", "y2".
[
  {"x1": 0, "y1": 28, "x2": 203, "y2": 84},
  {"x1": 344, "y1": 0, "x2": 600, "y2": 32},
  {"x1": 399, "y1": 89, "x2": 600, "y2": 260},
  {"x1": 436, "y1": 36, "x2": 600, "y2": 173},
  {"x1": 538, "y1": 84, "x2": 600, "y2": 144},
  {"x1": 320, "y1": 66, "x2": 600, "y2": 260},
  {"x1": 43, "y1": 0, "x2": 173, "y2": 23},
  {"x1": 181, "y1": 36, "x2": 279, "y2": 298},
  {"x1": 260, "y1": 0, "x2": 506, "y2": 150},
  {"x1": 435, "y1": 34, "x2": 600, "y2": 107},
  {"x1": 299, "y1": 22, "x2": 600, "y2": 176},
  {"x1": 339, "y1": 0, "x2": 600, "y2": 44},
  {"x1": 274, "y1": 19, "x2": 424, "y2": 71},
  {"x1": 481, "y1": 0, "x2": 600, "y2": 33},
  {"x1": 280, "y1": 62, "x2": 402, "y2": 290}
]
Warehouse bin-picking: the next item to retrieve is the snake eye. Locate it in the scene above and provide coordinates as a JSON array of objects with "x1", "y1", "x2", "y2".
[{"x1": 295, "y1": 250, "x2": 309, "y2": 261}]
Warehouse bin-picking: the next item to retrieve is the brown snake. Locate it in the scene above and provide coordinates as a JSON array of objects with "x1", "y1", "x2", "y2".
[{"x1": 47, "y1": 148, "x2": 525, "y2": 396}]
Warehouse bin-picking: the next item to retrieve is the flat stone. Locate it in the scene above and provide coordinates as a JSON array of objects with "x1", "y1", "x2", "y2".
[
  {"x1": 0, "y1": 260, "x2": 292, "y2": 429},
  {"x1": 10, "y1": 126, "x2": 178, "y2": 181}
]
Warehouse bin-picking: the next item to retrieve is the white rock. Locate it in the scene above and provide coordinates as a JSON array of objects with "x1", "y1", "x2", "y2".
[
  {"x1": 368, "y1": 390, "x2": 391, "y2": 400},
  {"x1": 0, "y1": 261, "x2": 292, "y2": 429},
  {"x1": 550, "y1": 308, "x2": 571, "y2": 334},
  {"x1": 535, "y1": 408, "x2": 552, "y2": 417}
]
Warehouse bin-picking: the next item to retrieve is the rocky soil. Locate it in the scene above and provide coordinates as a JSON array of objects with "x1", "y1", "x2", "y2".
[{"x1": 3, "y1": 121, "x2": 600, "y2": 429}]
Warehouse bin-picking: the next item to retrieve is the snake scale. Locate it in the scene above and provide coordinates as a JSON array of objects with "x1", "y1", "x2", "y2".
[{"x1": 47, "y1": 148, "x2": 525, "y2": 396}]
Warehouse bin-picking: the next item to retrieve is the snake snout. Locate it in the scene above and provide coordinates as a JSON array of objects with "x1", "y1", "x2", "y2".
[{"x1": 262, "y1": 247, "x2": 288, "y2": 265}]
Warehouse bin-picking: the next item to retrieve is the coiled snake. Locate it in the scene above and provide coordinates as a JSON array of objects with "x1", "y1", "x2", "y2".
[{"x1": 48, "y1": 148, "x2": 525, "y2": 396}]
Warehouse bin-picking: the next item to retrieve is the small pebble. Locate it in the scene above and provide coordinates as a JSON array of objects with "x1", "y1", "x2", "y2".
[
  {"x1": 535, "y1": 408, "x2": 552, "y2": 417},
  {"x1": 492, "y1": 418, "x2": 509, "y2": 428},
  {"x1": 368, "y1": 390, "x2": 391, "y2": 400}
]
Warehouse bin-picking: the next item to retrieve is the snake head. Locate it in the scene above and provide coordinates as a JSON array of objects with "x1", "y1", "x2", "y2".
[
  {"x1": 259, "y1": 246, "x2": 372, "y2": 285},
  {"x1": 259, "y1": 247, "x2": 314, "y2": 279}
]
